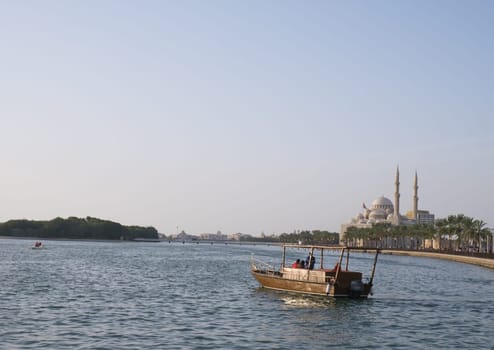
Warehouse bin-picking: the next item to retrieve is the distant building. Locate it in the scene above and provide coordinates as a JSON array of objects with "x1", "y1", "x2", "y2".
[
  {"x1": 199, "y1": 231, "x2": 227, "y2": 241},
  {"x1": 341, "y1": 167, "x2": 435, "y2": 241},
  {"x1": 227, "y1": 233, "x2": 243, "y2": 241},
  {"x1": 173, "y1": 230, "x2": 195, "y2": 241},
  {"x1": 408, "y1": 210, "x2": 435, "y2": 225}
]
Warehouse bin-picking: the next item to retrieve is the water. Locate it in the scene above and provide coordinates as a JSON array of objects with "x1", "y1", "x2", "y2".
[{"x1": 1, "y1": 239, "x2": 493, "y2": 349}]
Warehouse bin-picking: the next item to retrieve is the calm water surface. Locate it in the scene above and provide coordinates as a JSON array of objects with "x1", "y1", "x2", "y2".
[{"x1": 1, "y1": 239, "x2": 493, "y2": 349}]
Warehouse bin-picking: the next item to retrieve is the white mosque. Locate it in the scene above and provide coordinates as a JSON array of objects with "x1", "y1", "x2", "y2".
[{"x1": 340, "y1": 167, "x2": 435, "y2": 239}]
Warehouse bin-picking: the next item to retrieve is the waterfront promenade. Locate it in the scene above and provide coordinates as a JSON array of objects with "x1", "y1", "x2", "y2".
[{"x1": 381, "y1": 250, "x2": 494, "y2": 269}]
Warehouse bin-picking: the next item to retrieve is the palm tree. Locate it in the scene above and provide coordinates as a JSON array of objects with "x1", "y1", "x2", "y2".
[
  {"x1": 443, "y1": 214, "x2": 467, "y2": 251},
  {"x1": 472, "y1": 219, "x2": 490, "y2": 253},
  {"x1": 409, "y1": 224, "x2": 431, "y2": 250},
  {"x1": 434, "y1": 218, "x2": 450, "y2": 251},
  {"x1": 450, "y1": 214, "x2": 462, "y2": 251},
  {"x1": 459, "y1": 216, "x2": 474, "y2": 252},
  {"x1": 344, "y1": 226, "x2": 363, "y2": 247},
  {"x1": 422, "y1": 224, "x2": 437, "y2": 250},
  {"x1": 371, "y1": 223, "x2": 390, "y2": 248}
]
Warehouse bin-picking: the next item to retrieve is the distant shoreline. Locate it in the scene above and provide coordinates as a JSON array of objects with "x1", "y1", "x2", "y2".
[
  {"x1": 0, "y1": 236, "x2": 132, "y2": 244},
  {"x1": 0, "y1": 236, "x2": 275, "y2": 245}
]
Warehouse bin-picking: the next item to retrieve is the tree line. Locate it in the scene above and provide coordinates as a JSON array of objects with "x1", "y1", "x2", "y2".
[
  {"x1": 240, "y1": 230, "x2": 339, "y2": 244},
  {"x1": 0, "y1": 216, "x2": 159, "y2": 241},
  {"x1": 343, "y1": 214, "x2": 492, "y2": 253}
]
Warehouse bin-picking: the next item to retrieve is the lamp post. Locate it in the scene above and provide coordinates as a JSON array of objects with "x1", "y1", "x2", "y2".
[
  {"x1": 490, "y1": 228, "x2": 494, "y2": 254},
  {"x1": 479, "y1": 229, "x2": 482, "y2": 253}
]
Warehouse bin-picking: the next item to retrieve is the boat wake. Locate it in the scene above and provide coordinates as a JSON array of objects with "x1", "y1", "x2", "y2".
[{"x1": 280, "y1": 295, "x2": 336, "y2": 308}]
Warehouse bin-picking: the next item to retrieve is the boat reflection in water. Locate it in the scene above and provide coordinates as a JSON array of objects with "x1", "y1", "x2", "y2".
[{"x1": 251, "y1": 245, "x2": 379, "y2": 298}]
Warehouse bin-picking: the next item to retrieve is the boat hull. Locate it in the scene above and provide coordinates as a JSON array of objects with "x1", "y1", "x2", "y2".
[{"x1": 251, "y1": 269, "x2": 372, "y2": 298}]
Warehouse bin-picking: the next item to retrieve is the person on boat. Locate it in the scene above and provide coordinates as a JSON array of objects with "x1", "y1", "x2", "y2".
[
  {"x1": 306, "y1": 253, "x2": 316, "y2": 270},
  {"x1": 300, "y1": 260, "x2": 305, "y2": 269},
  {"x1": 291, "y1": 259, "x2": 300, "y2": 268}
]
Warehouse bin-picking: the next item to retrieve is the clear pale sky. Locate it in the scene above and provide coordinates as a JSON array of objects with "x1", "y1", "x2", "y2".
[{"x1": 1, "y1": 1, "x2": 493, "y2": 235}]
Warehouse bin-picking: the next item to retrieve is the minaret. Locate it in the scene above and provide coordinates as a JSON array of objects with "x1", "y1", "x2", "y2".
[
  {"x1": 413, "y1": 171, "x2": 419, "y2": 221},
  {"x1": 394, "y1": 166, "x2": 400, "y2": 225}
]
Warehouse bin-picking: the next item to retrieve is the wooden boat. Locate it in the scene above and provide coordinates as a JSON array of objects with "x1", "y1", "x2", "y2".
[{"x1": 251, "y1": 244, "x2": 379, "y2": 298}]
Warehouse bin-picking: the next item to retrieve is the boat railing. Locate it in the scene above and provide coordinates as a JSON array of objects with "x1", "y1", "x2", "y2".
[{"x1": 250, "y1": 256, "x2": 279, "y2": 275}]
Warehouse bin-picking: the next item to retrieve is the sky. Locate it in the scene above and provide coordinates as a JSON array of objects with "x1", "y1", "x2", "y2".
[{"x1": 1, "y1": 0, "x2": 493, "y2": 235}]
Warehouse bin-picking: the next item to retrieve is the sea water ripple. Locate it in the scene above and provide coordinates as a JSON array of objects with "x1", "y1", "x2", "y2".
[{"x1": 1, "y1": 239, "x2": 493, "y2": 349}]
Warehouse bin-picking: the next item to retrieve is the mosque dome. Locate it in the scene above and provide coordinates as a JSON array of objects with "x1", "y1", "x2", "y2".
[
  {"x1": 371, "y1": 196, "x2": 394, "y2": 210},
  {"x1": 369, "y1": 208, "x2": 386, "y2": 219}
]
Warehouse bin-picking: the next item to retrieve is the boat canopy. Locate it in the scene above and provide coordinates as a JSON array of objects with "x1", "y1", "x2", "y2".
[{"x1": 279, "y1": 244, "x2": 380, "y2": 286}]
